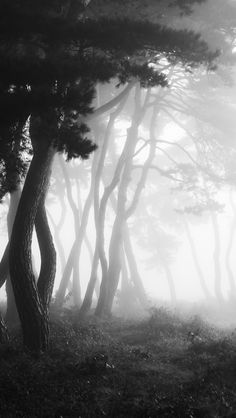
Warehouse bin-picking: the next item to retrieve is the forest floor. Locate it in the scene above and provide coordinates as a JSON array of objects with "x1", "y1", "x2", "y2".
[{"x1": 1, "y1": 304, "x2": 236, "y2": 417}]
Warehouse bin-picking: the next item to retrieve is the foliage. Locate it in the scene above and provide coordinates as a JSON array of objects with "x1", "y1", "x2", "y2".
[{"x1": 0, "y1": 0, "x2": 216, "y2": 203}]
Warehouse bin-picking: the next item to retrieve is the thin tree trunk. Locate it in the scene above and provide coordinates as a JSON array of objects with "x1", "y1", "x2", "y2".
[
  {"x1": 103, "y1": 89, "x2": 144, "y2": 315},
  {"x1": 79, "y1": 246, "x2": 99, "y2": 316},
  {"x1": 58, "y1": 156, "x2": 82, "y2": 306},
  {"x1": 56, "y1": 152, "x2": 99, "y2": 306},
  {"x1": 94, "y1": 143, "x2": 128, "y2": 316},
  {"x1": 183, "y1": 216, "x2": 211, "y2": 299},
  {"x1": 121, "y1": 245, "x2": 129, "y2": 293},
  {"x1": 107, "y1": 189, "x2": 148, "y2": 309},
  {"x1": 72, "y1": 258, "x2": 82, "y2": 307},
  {"x1": 162, "y1": 260, "x2": 177, "y2": 305},
  {"x1": 79, "y1": 84, "x2": 131, "y2": 314},
  {"x1": 210, "y1": 211, "x2": 223, "y2": 302},
  {"x1": 35, "y1": 197, "x2": 57, "y2": 310},
  {"x1": 123, "y1": 226, "x2": 148, "y2": 308},
  {"x1": 48, "y1": 210, "x2": 66, "y2": 274},
  {"x1": 225, "y1": 191, "x2": 236, "y2": 299},
  {"x1": 102, "y1": 88, "x2": 152, "y2": 315}
]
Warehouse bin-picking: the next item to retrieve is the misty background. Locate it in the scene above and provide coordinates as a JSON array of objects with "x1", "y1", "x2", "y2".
[{"x1": 1, "y1": 0, "x2": 236, "y2": 321}]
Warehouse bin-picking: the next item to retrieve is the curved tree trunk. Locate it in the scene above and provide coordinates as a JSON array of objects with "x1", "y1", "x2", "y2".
[
  {"x1": 48, "y1": 210, "x2": 66, "y2": 274},
  {"x1": 107, "y1": 189, "x2": 148, "y2": 309},
  {"x1": 103, "y1": 127, "x2": 141, "y2": 313},
  {"x1": 101, "y1": 88, "x2": 152, "y2": 315},
  {"x1": 56, "y1": 152, "x2": 99, "y2": 306},
  {"x1": 9, "y1": 125, "x2": 56, "y2": 351},
  {"x1": 77, "y1": 85, "x2": 134, "y2": 316},
  {"x1": 35, "y1": 196, "x2": 57, "y2": 310},
  {"x1": 94, "y1": 144, "x2": 128, "y2": 316},
  {"x1": 79, "y1": 246, "x2": 99, "y2": 316},
  {"x1": 58, "y1": 155, "x2": 82, "y2": 306},
  {"x1": 0, "y1": 243, "x2": 10, "y2": 289},
  {"x1": 48, "y1": 190, "x2": 67, "y2": 274},
  {"x1": 88, "y1": 95, "x2": 129, "y2": 316},
  {"x1": 76, "y1": 178, "x2": 99, "y2": 296}
]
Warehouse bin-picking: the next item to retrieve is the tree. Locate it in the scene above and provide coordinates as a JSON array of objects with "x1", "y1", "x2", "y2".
[{"x1": 0, "y1": 0, "x2": 216, "y2": 349}]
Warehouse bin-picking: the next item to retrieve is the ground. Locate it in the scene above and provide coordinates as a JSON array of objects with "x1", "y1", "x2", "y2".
[{"x1": 1, "y1": 305, "x2": 236, "y2": 417}]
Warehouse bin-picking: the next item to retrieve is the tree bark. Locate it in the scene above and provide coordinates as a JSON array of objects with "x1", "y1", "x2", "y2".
[
  {"x1": 9, "y1": 127, "x2": 56, "y2": 351},
  {"x1": 5, "y1": 188, "x2": 21, "y2": 325},
  {"x1": 0, "y1": 243, "x2": 9, "y2": 289},
  {"x1": 48, "y1": 208, "x2": 67, "y2": 274},
  {"x1": 35, "y1": 196, "x2": 57, "y2": 310},
  {"x1": 0, "y1": 313, "x2": 9, "y2": 344}
]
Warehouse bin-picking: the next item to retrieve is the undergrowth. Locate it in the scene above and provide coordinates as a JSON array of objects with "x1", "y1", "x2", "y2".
[{"x1": 0, "y1": 306, "x2": 236, "y2": 417}]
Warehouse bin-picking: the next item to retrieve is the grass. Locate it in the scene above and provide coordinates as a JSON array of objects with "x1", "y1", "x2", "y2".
[{"x1": 1, "y1": 305, "x2": 236, "y2": 417}]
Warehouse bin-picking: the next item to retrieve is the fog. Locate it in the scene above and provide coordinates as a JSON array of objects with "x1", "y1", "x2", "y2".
[
  {"x1": 1, "y1": 0, "x2": 236, "y2": 328},
  {"x1": 2, "y1": 68, "x2": 236, "y2": 325},
  {"x1": 3, "y1": 2, "x2": 236, "y2": 416}
]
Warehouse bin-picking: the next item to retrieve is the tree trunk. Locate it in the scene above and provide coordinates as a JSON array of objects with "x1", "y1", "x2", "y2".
[
  {"x1": 123, "y1": 225, "x2": 148, "y2": 308},
  {"x1": 115, "y1": 104, "x2": 158, "y2": 310},
  {"x1": 120, "y1": 245, "x2": 129, "y2": 293},
  {"x1": 9, "y1": 129, "x2": 56, "y2": 352},
  {"x1": 35, "y1": 197, "x2": 57, "y2": 310},
  {"x1": 0, "y1": 243, "x2": 10, "y2": 289},
  {"x1": 58, "y1": 155, "x2": 82, "y2": 307},
  {"x1": 103, "y1": 123, "x2": 138, "y2": 315},
  {"x1": 94, "y1": 146, "x2": 128, "y2": 316},
  {"x1": 104, "y1": 217, "x2": 124, "y2": 315},
  {"x1": 5, "y1": 188, "x2": 21, "y2": 325},
  {"x1": 48, "y1": 192, "x2": 67, "y2": 273},
  {"x1": 48, "y1": 212, "x2": 66, "y2": 274},
  {"x1": 0, "y1": 313, "x2": 9, "y2": 344},
  {"x1": 72, "y1": 257, "x2": 82, "y2": 307},
  {"x1": 101, "y1": 86, "x2": 150, "y2": 315},
  {"x1": 79, "y1": 246, "x2": 99, "y2": 316},
  {"x1": 183, "y1": 216, "x2": 211, "y2": 299},
  {"x1": 225, "y1": 191, "x2": 236, "y2": 299},
  {"x1": 56, "y1": 152, "x2": 99, "y2": 306},
  {"x1": 210, "y1": 211, "x2": 224, "y2": 302},
  {"x1": 162, "y1": 260, "x2": 177, "y2": 305}
]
